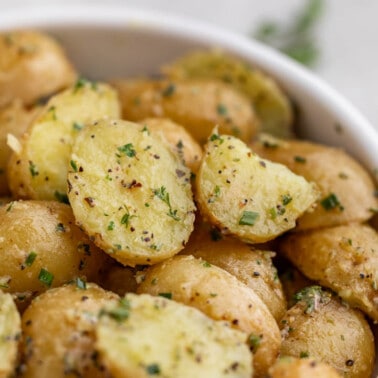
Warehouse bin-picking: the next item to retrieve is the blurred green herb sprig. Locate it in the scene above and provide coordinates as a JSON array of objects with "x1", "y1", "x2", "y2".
[{"x1": 253, "y1": 0, "x2": 324, "y2": 67}]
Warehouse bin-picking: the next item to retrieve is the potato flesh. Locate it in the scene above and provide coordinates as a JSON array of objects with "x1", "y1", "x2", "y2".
[
  {"x1": 0, "y1": 291, "x2": 20, "y2": 378},
  {"x1": 68, "y1": 119, "x2": 195, "y2": 267},
  {"x1": 7, "y1": 81, "x2": 120, "y2": 200},
  {"x1": 196, "y1": 133, "x2": 318, "y2": 243},
  {"x1": 96, "y1": 293, "x2": 252, "y2": 378}
]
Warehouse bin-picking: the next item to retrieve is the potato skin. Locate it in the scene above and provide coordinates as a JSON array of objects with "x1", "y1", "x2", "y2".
[
  {"x1": 252, "y1": 137, "x2": 378, "y2": 230},
  {"x1": 0, "y1": 200, "x2": 109, "y2": 304},
  {"x1": 181, "y1": 221, "x2": 286, "y2": 322},
  {"x1": 100, "y1": 262, "x2": 138, "y2": 296},
  {"x1": 140, "y1": 118, "x2": 203, "y2": 172},
  {"x1": 20, "y1": 283, "x2": 118, "y2": 378},
  {"x1": 278, "y1": 223, "x2": 378, "y2": 321},
  {"x1": 0, "y1": 100, "x2": 40, "y2": 196},
  {"x1": 111, "y1": 78, "x2": 258, "y2": 143},
  {"x1": 137, "y1": 255, "x2": 281, "y2": 378},
  {"x1": 267, "y1": 357, "x2": 341, "y2": 378},
  {"x1": 0, "y1": 30, "x2": 77, "y2": 107},
  {"x1": 279, "y1": 288, "x2": 375, "y2": 378}
]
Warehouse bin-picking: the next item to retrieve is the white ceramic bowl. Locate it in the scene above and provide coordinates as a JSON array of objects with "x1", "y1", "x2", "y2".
[{"x1": 1, "y1": 4, "x2": 377, "y2": 375}]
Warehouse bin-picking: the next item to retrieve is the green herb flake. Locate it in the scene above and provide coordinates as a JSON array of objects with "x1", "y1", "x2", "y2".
[
  {"x1": 29, "y1": 161, "x2": 39, "y2": 177},
  {"x1": 158, "y1": 292, "x2": 172, "y2": 300},
  {"x1": 282, "y1": 194, "x2": 292, "y2": 205},
  {"x1": 54, "y1": 191, "x2": 69, "y2": 204},
  {"x1": 203, "y1": 261, "x2": 211, "y2": 268},
  {"x1": 38, "y1": 268, "x2": 54, "y2": 287},
  {"x1": 25, "y1": 252, "x2": 37, "y2": 267},
  {"x1": 73, "y1": 77, "x2": 96, "y2": 93},
  {"x1": 216, "y1": 103, "x2": 228, "y2": 116},
  {"x1": 300, "y1": 351, "x2": 310, "y2": 358},
  {"x1": 70, "y1": 160, "x2": 78, "y2": 172},
  {"x1": 48, "y1": 106, "x2": 57, "y2": 120},
  {"x1": 209, "y1": 133, "x2": 224, "y2": 143},
  {"x1": 239, "y1": 211, "x2": 259, "y2": 226},
  {"x1": 99, "y1": 298, "x2": 130, "y2": 322},
  {"x1": 146, "y1": 363, "x2": 161, "y2": 375},
  {"x1": 107, "y1": 221, "x2": 115, "y2": 231},
  {"x1": 247, "y1": 333, "x2": 261, "y2": 353},
  {"x1": 6, "y1": 201, "x2": 14, "y2": 212},
  {"x1": 214, "y1": 185, "x2": 221, "y2": 197},
  {"x1": 162, "y1": 83, "x2": 176, "y2": 97},
  {"x1": 73, "y1": 122, "x2": 84, "y2": 131},
  {"x1": 294, "y1": 286, "x2": 330, "y2": 314},
  {"x1": 294, "y1": 155, "x2": 306, "y2": 163},
  {"x1": 153, "y1": 186, "x2": 180, "y2": 221},
  {"x1": 75, "y1": 277, "x2": 87, "y2": 290},
  {"x1": 117, "y1": 143, "x2": 136, "y2": 158},
  {"x1": 320, "y1": 193, "x2": 344, "y2": 211},
  {"x1": 120, "y1": 210, "x2": 135, "y2": 228}
]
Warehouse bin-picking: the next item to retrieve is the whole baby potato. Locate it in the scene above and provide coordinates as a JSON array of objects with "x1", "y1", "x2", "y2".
[
  {"x1": 0, "y1": 200, "x2": 110, "y2": 305},
  {"x1": 0, "y1": 30, "x2": 77, "y2": 107},
  {"x1": 111, "y1": 78, "x2": 258, "y2": 143},
  {"x1": 20, "y1": 283, "x2": 118, "y2": 378}
]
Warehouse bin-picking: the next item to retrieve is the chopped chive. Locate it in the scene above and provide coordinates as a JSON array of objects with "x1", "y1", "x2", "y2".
[
  {"x1": 294, "y1": 155, "x2": 306, "y2": 163},
  {"x1": 282, "y1": 194, "x2": 292, "y2": 205},
  {"x1": 29, "y1": 161, "x2": 39, "y2": 177},
  {"x1": 99, "y1": 298, "x2": 130, "y2": 322},
  {"x1": 70, "y1": 160, "x2": 78, "y2": 172},
  {"x1": 247, "y1": 333, "x2": 261, "y2": 353},
  {"x1": 107, "y1": 221, "x2": 115, "y2": 231},
  {"x1": 320, "y1": 193, "x2": 343, "y2": 211},
  {"x1": 25, "y1": 252, "x2": 37, "y2": 267},
  {"x1": 146, "y1": 363, "x2": 161, "y2": 375},
  {"x1": 38, "y1": 268, "x2": 54, "y2": 287},
  {"x1": 239, "y1": 211, "x2": 259, "y2": 226},
  {"x1": 158, "y1": 292, "x2": 172, "y2": 299}
]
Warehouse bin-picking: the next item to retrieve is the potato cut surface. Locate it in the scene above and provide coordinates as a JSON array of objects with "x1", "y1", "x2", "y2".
[
  {"x1": 0, "y1": 291, "x2": 20, "y2": 378},
  {"x1": 96, "y1": 293, "x2": 252, "y2": 378},
  {"x1": 68, "y1": 119, "x2": 195, "y2": 267},
  {"x1": 7, "y1": 79, "x2": 120, "y2": 200},
  {"x1": 196, "y1": 132, "x2": 318, "y2": 243}
]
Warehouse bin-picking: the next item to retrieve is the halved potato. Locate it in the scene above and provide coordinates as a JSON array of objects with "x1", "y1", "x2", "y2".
[
  {"x1": 280, "y1": 287, "x2": 375, "y2": 378},
  {"x1": 111, "y1": 78, "x2": 258, "y2": 143},
  {"x1": 7, "y1": 79, "x2": 120, "y2": 200},
  {"x1": 68, "y1": 119, "x2": 195, "y2": 267},
  {"x1": 137, "y1": 255, "x2": 281, "y2": 377},
  {"x1": 195, "y1": 131, "x2": 319, "y2": 243},
  {"x1": 0, "y1": 30, "x2": 77, "y2": 107},
  {"x1": 0, "y1": 291, "x2": 21, "y2": 378},
  {"x1": 252, "y1": 136, "x2": 378, "y2": 230},
  {"x1": 140, "y1": 117, "x2": 203, "y2": 172},
  {"x1": 278, "y1": 223, "x2": 378, "y2": 321},
  {"x1": 162, "y1": 49, "x2": 293, "y2": 138},
  {"x1": 96, "y1": 293, "x2": 252, "y2": 378},
  {"x1": 20, "y1": 283, "x2": 118, "y2": 378}
]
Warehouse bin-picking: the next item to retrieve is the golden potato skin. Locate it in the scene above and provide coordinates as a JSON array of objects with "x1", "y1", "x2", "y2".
[
  {"x1": 181, "y1": 221, "x2": 286, "y2": 322},
  {"x1": 137, "y1": 255, "x2": 281, "y2": 378},
  {"x1": 0, "y1": 291, "x2": 21, "y2": 378},
  {"x1": 279, "y1": 223, "x2": 378, "y2": 321},
  {"x1": 252, "y1": 137, "x2": 378, "y2": 230},
  {"x1": 162, "y1": 50, "x2": 294, "y2": 138},
  {"x1": 20, "y1": 283, "x2": 118, "y2": 378},
  {"x1": 100, "y1": 263, "x2": 138, "y2": 296},
  {"x1": 0, "y1": 100, "x2": 40, "y2": 196},
  {"x1": 267, "y1": 357, "x2": 341, "y2": 378},
  {"x1": 140, "y1": 118, "x2": 203, "y2": 172},
  {"x1": 280, "y1": 288, "x2": 375, "y2": 378},
  {"x1": 0, "y1": 30, "x2": 77, "y2": 107},
  {"x1": 0, "y1": 200, "x2": 109, "y2": 303},
  {"x1": 111, "y1": 78, "x2": 258, "y2": 143},
  {"x1": 96, "y1": 293, "x2": 252, "y2": 378}
]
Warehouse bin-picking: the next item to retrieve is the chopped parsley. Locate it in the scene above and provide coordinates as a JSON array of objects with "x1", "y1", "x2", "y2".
[
  {"x1": 300, "y1": 351, "x2": 310, "y2": 358},
  {"x1": 239, "y1": 211, "x2": 259, "y2": 226},
  {"x1": 209, "y1": 133, "x2": 224, "y2": 143},
  {"x1": 117, "y1": 143, "x2": 136, "y2": 158},
  {"x1": 153, "y1": 186, "x2": 180, "y2": 221},
  {"x1": 247, "y1": 333, "x2": 261, "y2": 353},
  {"x1": 29, "y1": 161, "x2": 39, "y2": 177},
  {"x1": 38, "y1": 268, "x2": 54, "y2": 287},
  {"x1": 203, "y1": 261, "x2": 212, "y2": 268},
  {"x1": 294, "y1": 286, "x2": 330, "y2": 314},
  {"x1": 158, "y1": 292, "x2": 172, "y2": 299},
  {"x1": 25, "y1": 252, "x2": 37, "y2": 267},
  {"x1": 107, "y1": 221, "x2": 115, "y2": 231},
  {"x1": 320, "y1": 193, "x2": 343, "y2": 211},
  {"x1": 282, "y1": 194, "x2": 292, "y2": 205},
  {"x1": 99, "y1": 298, "x2": 131, "y2": 322},
  {"x1": 145, "y1": 363, "x2": 161, "y2": 375}
]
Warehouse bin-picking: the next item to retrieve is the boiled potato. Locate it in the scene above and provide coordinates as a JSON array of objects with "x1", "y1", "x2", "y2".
[
  {"x1": 96, "y1": 293, "x2": 252, "y2": 378},
  {"x1": 68, "y1": 119, "x2": 195, "y2": 267},
  {"x1": 7, "y1": 79, "x2": 120, "y2": 200},
  {"x1": 280, "y1": 286, "x2": 375, "y2": 378},
  {"x1": 162, "y1": 49, "x2": 293, "y2": 138},
  {"x1": 279, "y1": 223, "x2": 378, "y2": 321},
  {"x1": 0, "y1": 99, "x2": 40, "y2": 195},
  {"x1": 0, "y1": 197, "x2": 11, "y2": 206},
  {"x1": 181, "y1": 221, "x2": 286, "y2": 321},
  {"x1": 20, "y1": 283, "x2": 118, "y2": 378},
  {"x1": 252, "y1": 136, "x2": 378, "y2": 230},
  {"x1": 111, "y1": 78, "x2": 258, "y2": 143},
  {"x1": 195, "y1": 131, "x2": 318, "y2": 243},
  {"x1": 0, "y1": 200, "x2": 109, "y2": 307},
  {"x1": 0, "y1": 291, "x2": 21, "y2": 378},
  {"x1": 0, "y1": 30, "x2": 76, "y2": 107},
  {"x1": 140, "y1": 117, "x2": 202, "y2": 172},
  {"x1": 137, "y1": 254, "x2": 281, "y2": 377},
  {"x1": 100, "y1": 262, "x2": 138, "y2": 296},
  {"x1": 267, "y1": 357, "x2": 341, "y2": 378}
]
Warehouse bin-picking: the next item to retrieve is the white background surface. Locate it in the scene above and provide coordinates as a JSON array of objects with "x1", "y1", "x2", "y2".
[{"x1": 1, "y1": 0, "x2": 378, "y2": 132}]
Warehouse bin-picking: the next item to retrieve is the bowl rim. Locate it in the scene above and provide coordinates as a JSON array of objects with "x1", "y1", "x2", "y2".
[{"x1": 0, "y1": 4, "x2": 377, "y2": 179}]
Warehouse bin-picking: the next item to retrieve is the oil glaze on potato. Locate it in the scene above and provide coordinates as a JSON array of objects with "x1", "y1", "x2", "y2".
[
  {"x1": 137, "y1": 255, "x2": 281, "y2": 377},
  {"x1": 279, "y1": 223, "x2": 378, "y2": 321},
  {"x1": 68, "y1": 119, "x2": 195, "y2": 267},
  {"x1": 111, "y1": 78, "x2": 258, "y2": 143},
  {"x1": 0, "y1": 291, "x2": 20, "y2": 378},
  {"x1": 196, "y1": 132, "x2": 318, "y2": 243},
  {"x1": 252, "y1": 137, "x2": 378, "y2": 230},
  {"x1": 181, "y1": 221, "x2": 286, "y2": 321},
  {"x1": 7, "y1": 79, "x2": 120, "y2": 200},
  {"x1": 0, "y1": 200, "x2": 109, "y2": 304},
  {"x1": 279, "y1": 287, "x2": 375, "y2": 378},
  {"x1": 96, "y1": 293, "x2": 252, "y2": 378},
  {"x1": 20, "y1": 283, "x2": 118, "y2": 378},
  {"x1": 0, "y1": 30, "x2": 77, "y2": 107}
]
